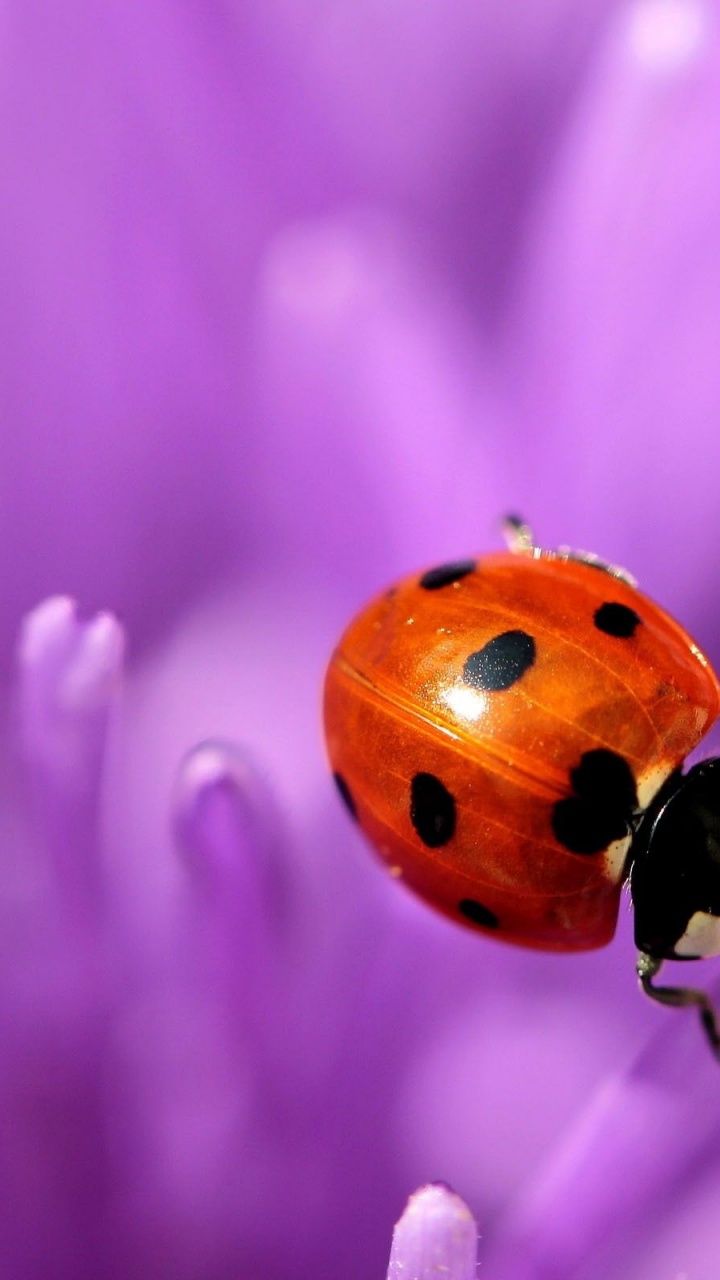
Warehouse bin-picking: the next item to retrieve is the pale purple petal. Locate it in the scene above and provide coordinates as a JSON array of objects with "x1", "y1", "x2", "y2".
[
  {"x1": 172, "y1": 740, "x2": 287, "y2": 1025},
  {"x1": 173, "y1": 740, "x2": 283, "y2": 910},
  {"x1": 250, "y1": 0, "x2": 620, "y2": 307},
  {"x1": 614, "y1": 1156, "x2": 720, "y2": 1280},
  {"x1": 387, "y1": 1185, "x2": 478, "y2": 1280},
  {"x1": 249, "y1": 212, "x2": 515, "y2": 598},
  {"x1": 0, "y1": 0, "x2": 619, "y2": 650},
  {"x1": 512, "y1": 0, "x2": 720, "y2": 633},
  {"x1": 485, "y1": 972, "x2": 720, "y2": 1280},
  {"x1": 17, "y1": 595, "x2": 124, "y2": 909},
  {"x1": 393, "y1": 975, "x2": 637, "y2": 1214},
  {"x1": 2, "y1": 2, "x2": 720, "y2": 1278}
]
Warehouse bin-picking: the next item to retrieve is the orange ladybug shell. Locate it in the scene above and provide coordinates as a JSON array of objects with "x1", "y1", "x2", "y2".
[{"x1": 323, "y1": 552, "x2": 720, "y2": 951}]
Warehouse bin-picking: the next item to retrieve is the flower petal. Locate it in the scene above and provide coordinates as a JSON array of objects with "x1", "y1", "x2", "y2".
[
  {"x1": 485, "y1": 972, "x2": 720, "y2": 1279},
  {"x1": 172, "y1": 740, "x2": 287, "y2": 1020},
  {"x1": 513, "y1": 0, "x2": 720, "y2": 629},
  {"x1": 17, "y1": 595, "x2": 124, "y2": 908},
  {"x1": 387, "y1": 1184, "x2": 478, "y2": 1280}
]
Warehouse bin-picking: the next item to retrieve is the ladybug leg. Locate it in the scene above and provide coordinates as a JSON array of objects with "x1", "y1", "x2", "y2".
[
  {"x1": 637, "y1": 952, "x2": 720, "y2": 1060},
  {"x1": 501, "y1": 515, "x2": 536, "y2": 554},
  {"x1": 500, "y1": 515, "x2": 637, "y2": 585}
]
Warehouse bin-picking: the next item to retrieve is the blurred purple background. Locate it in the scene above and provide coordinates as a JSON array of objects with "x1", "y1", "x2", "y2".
[{"x1": 2, "y1": 1, "x2": 720, "y2": 1277}]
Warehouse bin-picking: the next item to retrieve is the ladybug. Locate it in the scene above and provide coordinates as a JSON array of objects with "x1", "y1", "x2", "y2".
[{"x1": 323, "y1": 518, "x2": 720, "y2": 1054}]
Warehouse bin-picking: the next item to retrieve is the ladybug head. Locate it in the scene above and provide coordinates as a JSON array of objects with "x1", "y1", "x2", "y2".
[
  {"x1": 630, "y1": 758, "x2": 720, "y2": 962},
  {"x1": 630, "y1": 759, "x2": 720, "y2": 1058}
]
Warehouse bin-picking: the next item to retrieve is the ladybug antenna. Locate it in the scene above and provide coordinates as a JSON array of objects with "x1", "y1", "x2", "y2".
[
  {"x1": 501, "y1": 515, "x2": 535, "y2": 554},
  {"x1": 636, "y1": 952, "x2": 720, "y2": 1060}
]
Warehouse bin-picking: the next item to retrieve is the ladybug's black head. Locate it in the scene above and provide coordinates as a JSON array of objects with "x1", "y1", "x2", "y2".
[{"x1": 630, "y1": 759, "x2": 720, "y2": 961}]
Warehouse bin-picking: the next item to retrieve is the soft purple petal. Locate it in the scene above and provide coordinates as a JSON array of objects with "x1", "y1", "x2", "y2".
[
  {"x1": 614, "y1": 1156, "x2": 720, "y2": 1280},
  {"x1": 484, "y1": 972, "x2": 720, "y2": 1280},
  {"x1": 387, "y1": 1184, "x2": 478, "y2": 1280},
  {"x1": 172, "y1": 740, "x2": 287, "y2": 1030},
  {"x1": 0, "y1": 0, "x2": 619, "y2": 656},
  {"x1": 511, "y1": 0, "x2": 720, "y2": 636},
  {"x1": 173, "y1": 740, "x2": 283, "y2": 910},
  {"x1": 249, "y1": 212, "x2": 515, "y2": 599},
  {"x1": 393, "y1": 976, "x2": 636, "y2": 1213},
  {"x1": 2, "y1": 2, "x2": 720, "y2": 1278},
  {"x1": 250, "y1": 0, "x2": 621, "y2": 306},
  {"x1": 17, "y1": 595, "x2": 124, "y2": 909}
]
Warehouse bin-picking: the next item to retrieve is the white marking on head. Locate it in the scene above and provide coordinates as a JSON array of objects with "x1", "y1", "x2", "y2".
[
  {"x1": 604, "y1": 834, "x2": 633, "y2": 883},
  {"x1": 674, "y1": 911, "x2": 720, "y2": 958},
  {"x1": 603, "y1": 764, "x2": 674, "y2": 883},
  {"x1": 636, "y1": 763, "x2": 674, "y2": 812}
]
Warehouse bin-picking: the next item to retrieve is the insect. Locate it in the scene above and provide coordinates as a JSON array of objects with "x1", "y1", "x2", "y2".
[{"x1": 323, "y1": 518, "x2": 720, "y2": 1055}]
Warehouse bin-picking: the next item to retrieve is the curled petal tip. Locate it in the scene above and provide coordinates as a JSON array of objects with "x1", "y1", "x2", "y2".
[
  {"x1": 18, "y1": 595, "x2": 77, "y2": 668},
  {"x1": 60, "y1": 612, "x2": 125, "y2": 712},
  {"x1": 387, "y1": 1184, "x2": 478, "y2": 1280},
  {"x1": 173, "y1": 740, "x2": 275, "y2": 884},
  {"x1": 16, "y1": 597, "x2": 126, "y2": 901},
  {"x1": 19, "y1": 596, "x2": 125, "y2": 713},
  {"x1": 175, "y1": 740, "x2": 247, "y2": 799}
]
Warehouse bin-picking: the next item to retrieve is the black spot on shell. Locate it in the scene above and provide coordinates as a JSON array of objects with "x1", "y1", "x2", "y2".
[
  {"x1": 410, "y1": 773, "x2": 456, "y2": 847},
  {"x1": 552, "y1": 749, "x2": 638, "y2": 855},
  {"x1": 333, "y1": 772, "x2": 358, "y2": 821},
  {"x1": 459, "y1": 899, "x2": 500, "y2": 929},
  {"x1": 463, "y1": 630, "x2": 536, "y2": 693},
  {"x1": 594, "y1": 602, "x2": 641, "y2": 638},
  {"x1": 419, "y1": 560, "x2": 477, "y2": 590}
]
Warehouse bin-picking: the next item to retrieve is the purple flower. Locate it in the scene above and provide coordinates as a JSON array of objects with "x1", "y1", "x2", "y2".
[{"x1": 2, "y1": 1, "x2": 720, "y2": 1278}]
